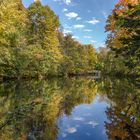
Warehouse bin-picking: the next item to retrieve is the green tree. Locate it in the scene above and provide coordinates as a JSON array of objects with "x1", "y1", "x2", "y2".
[
  {"x1": 97, "y1": 47, "x2": 128, "y2": 75},
  {"x1": 0, "y1": 0, "x2": 28, "y2": 77},
  {"x1": 0, "y1": 0, "x2": 27, "y2": 48},
  {"x1": 27, "y1": 1, "x2": 63, "y2": 75},
  {"x1": 59, "y1": 34, "x2": 97, "y2": 75},
  {"x1": 106, "y1": 1, "x2": 140, "y2": 76}
]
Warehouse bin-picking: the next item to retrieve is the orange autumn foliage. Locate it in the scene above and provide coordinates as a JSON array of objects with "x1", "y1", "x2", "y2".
[{"x1": 117, "y1": 0, "x2": 140, "y2": 6}]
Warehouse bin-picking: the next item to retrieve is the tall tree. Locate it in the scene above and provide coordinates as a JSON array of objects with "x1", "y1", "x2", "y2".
[
  {"x1": 59, "y1": 34, "x2": 97, "y2": 75},
  {"x1": 27, "y1": 1, "x2": 63, "y2": 75},
  {"x1": 0, "y1": 0, "x2": 27, "y2": 48},
  {"x1": 0, "y1": 0, "x2": 28, "y2": 77},
  {"x1": 106, "y1": 0, "x2": 140, "y2": 76}
]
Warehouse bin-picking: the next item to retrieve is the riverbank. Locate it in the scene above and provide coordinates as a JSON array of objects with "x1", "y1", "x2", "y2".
[{"x1": 0, "y1": 71, "x2": 101, "y2": 82}]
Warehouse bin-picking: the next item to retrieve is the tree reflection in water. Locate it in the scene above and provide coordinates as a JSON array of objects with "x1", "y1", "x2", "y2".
[
  {"x1": 0, "y1": 77, "x2": 139, "y2": 140},
  {"x1": 100, "y1": 77, "x2": 140, "y2": 140},
  {"x1": 0, "y1": 78, "x2": 97, "y2": 140}
]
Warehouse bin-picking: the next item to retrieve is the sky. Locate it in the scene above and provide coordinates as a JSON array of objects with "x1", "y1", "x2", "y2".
[{"x1": 22, "y1": 0, "x2": 118, "y2": 48}]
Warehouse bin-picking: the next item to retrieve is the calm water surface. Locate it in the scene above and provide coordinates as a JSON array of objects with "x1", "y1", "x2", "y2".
[{"x1": 0, "y1": 77, "x2": 139, "y2": 140}]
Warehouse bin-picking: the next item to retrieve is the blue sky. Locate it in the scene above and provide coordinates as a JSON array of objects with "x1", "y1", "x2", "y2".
[{"x1": 22, "y1": 0, "x2": 118, "y2": 48}]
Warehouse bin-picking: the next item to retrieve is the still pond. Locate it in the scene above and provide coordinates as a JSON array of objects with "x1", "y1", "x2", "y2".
[{"x1": 0, "y1": 77, "x2": 139, "y2": 140}]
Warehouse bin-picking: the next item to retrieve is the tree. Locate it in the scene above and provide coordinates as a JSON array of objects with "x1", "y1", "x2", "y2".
[
  {"x1": 97, "y1": 47, "x2": 128, "y2": 75},
  {"x1": 0, "y1": 0, "x2": 27, "y2": 48},
  {"x1": 59, "y1": 34, "x2": 97, "y2": 75},
  {"x1": 106, "y1": 0, "x2": 140, "y2": 76},
  {"x1": 99, "y1": 77, "x2": 140, "y2": 139},
  {"x1": 27, "y1": 1, "x2": 63, "y2": 75},
  {"x1": 0, "y1": 0, "x2": 28, "y2": 77},
  {"x1": 0, "y1": 0, "x2": 98, "y2": 78},
  {"x1": 84, "y1": 44, "x2": 97, "y2": 71}
]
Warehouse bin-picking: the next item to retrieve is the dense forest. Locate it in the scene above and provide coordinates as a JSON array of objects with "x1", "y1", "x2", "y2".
[
  {"x1": 0, "y1": 0, "x2": 140, "y2": 80},
  {"x1": 0, "y1": 0, "x2": 97, "y2": 79},
  {"x1": 98, "y1": 0, "x2": 140, "y2": 80}
]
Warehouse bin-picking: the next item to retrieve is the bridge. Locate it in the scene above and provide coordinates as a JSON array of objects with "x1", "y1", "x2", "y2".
[
  {"x1": 69, "y1": 70, "x2": 101, "y2": 78},
  {"x1": 88, "y1": 70, "x2": 101, "y2": 78}
]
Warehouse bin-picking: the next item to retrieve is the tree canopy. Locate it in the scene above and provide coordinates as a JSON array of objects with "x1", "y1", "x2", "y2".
[
  {"x1": 0, "y1": 0, "x2": 97, "y2": 79},
  {"x1": 105, "y1": 0, "x2": 140, "y2": 76}
]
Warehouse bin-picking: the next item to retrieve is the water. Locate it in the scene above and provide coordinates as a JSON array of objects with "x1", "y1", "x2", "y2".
[{"x1": 0, "y1": 77, "x2": 139, "y2": 140}]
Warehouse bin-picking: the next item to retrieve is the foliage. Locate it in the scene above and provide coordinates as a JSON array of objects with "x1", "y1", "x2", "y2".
[
  {"x1": 98, "y1": 77, "x2": 140, "y2": 139},
  {"x1": 59, "y1": 34, "x2": 97, "y2": 75},
  {"x1": 0, "y1": 0, "x2": 97, "y2": 78},
  {"x1": 97, "y1": 47, "x2": 128, "y2": 75},
  {"x1": 27, "y1": 1, "x2": 63, "y2": 75},
  {"x1": 105, "y1": 1, "x2": 140, "y2": 76},
  {"x1": 0, "y1": 0, "x2": 28, "y2": 77},
  {"x1": 0, "y1": 0, "x2": 27, "y2": 48},
  {"x1": 0, "y1": 78, "x2": 97, "y2": 139}
]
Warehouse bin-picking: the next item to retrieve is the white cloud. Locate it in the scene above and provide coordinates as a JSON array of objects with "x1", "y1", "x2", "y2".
[
  {"x1": 87, "y1": 10, "x2": 91, "y2": 13},
  {"x1": 87, "y1": 18, "x2": 100, "y2": 25},
  {"x1": 63, "y1": 0, "x2": 71, "y2": 5},
  {"x1": 75, "y1": 124, "x2": 80, "y2": 128},
  {"x1": 53, "y1": 0, "x2": 61, "y2": 2},
  {"x1": 98, "y1": 42, "x2": 106, "y2": 48},
  {"x1": 73, "y1": 24, "x2": 85, "y2": 29},
  {"x1": 66, "y1": 12, "x2": 78, "y2": 19},
  {"x1": 63, "y1": 24, "x2": 71, "y2": 29},
  {"x1": 72, "y1": 36, "x2": 79, "y2": 39},
  {"x1": 76, "y1": 17, "x2": 82, "y2": 20},
  {"x1": 84, "y1": 36, "x2": 92, "y2": 39},
  {"x1": 87, "y1": 121, "x2": 99, "y2": 128},
  {"x1": 63, "y1": 29, "x2": 72, "y2": 34},
  {"x1": 53, "y1": 0, "x2": 62, "y2": 5},
  {"x1": 86, "y1": 133, "x2": 91, "y2": 136},
  {"x1": 62, "y1": 133, "x2": 67, "y2": 138},
  {"x1": 54, "y1": 0, "x2": 77, "y2": 6},
  {"x1": 90, "y1": 40, "x2": 97, "y2": 43},
  {"x1": 66, "y1": 127, "x2": 77, "y2": 133},
  {"x1": 82, "y1": 113, "x2": 91, "y2": 116},
  {"x1": 63, "y1": 8, "x2": 68, "y2": 12},
  {"x1": 73, "y1": 117, "x2": 84, "y2": 121},
  {"x1": 102, "y1": 11, "x2": 108, "y2": 19},
  {"x1": 86, "y1": 106, "x2": 92, "y2": 109},
  {"x1": 84, "y1": 29, "x2": 92, "y2": 32}
]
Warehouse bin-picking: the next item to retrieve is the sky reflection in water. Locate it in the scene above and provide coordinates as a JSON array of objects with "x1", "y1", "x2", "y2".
[{"x1": 57, "y1": 95, "x2": 109, "y2": 140}]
